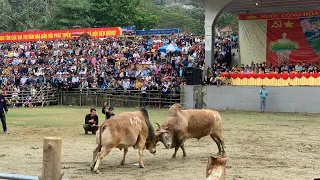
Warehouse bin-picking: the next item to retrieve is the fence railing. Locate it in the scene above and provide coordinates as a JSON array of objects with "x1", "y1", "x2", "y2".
[
  {"x1": 3, "y1": 89, "x2": 60, "y2": 107},
  {"x1": 2, "y1": 87, "x2": 185, "y2": 108},
  {"x1": 60, "y1": 88, "x2": 185, "y2": 108}
]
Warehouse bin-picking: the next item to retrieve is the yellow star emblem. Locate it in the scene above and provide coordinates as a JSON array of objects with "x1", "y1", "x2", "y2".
[{"x1": 284, "y1": 20, "x2": 294, "y2": 28}]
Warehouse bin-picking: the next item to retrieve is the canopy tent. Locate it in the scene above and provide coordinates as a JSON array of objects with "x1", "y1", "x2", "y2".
[{"x1": 158, "y1": 44, "x2": 182, "y2": 54}]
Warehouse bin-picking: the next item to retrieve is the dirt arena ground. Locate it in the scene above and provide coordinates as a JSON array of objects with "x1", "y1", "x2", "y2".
[{"x1": 0, "y1": 107, "x2": 319, "y2": 180}]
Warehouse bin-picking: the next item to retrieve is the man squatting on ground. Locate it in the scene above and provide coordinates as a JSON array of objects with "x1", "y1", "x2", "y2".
[{"x1": 84, "y1": 108, "x2": 99, "y2": 134}]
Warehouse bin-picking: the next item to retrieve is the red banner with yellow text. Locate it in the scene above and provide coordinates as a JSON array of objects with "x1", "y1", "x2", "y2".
[
  {"x1": 239, "y1": 10, "x2": 320, "y2": 66},
  {"x1": 239, "y1": 10, "x2": 320, "y2": 20},
  {"x1": 0, "y1": 27, "x2": 123, "y2": 42}
]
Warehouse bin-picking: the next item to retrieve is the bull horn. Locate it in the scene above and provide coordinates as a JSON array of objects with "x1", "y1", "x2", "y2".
[{"x1": 156, "y1": 123, "x2": 160, "y2": 128}]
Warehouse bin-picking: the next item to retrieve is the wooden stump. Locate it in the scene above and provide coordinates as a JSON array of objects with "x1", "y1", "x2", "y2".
[
  {"x1": 206, "y1": 156, "x2": 228, "y2": 180},
  {"x1": 39, "y1": 137, "x2": 64, "y2": 180}
]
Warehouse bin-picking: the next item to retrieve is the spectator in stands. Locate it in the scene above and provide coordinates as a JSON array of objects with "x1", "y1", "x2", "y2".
[
  {"x1": 260, "y1": 85, "x2": 268, "y2": 113},
  {"x1": 83, "y1": 108, "x2": 99, "y2": 134}
]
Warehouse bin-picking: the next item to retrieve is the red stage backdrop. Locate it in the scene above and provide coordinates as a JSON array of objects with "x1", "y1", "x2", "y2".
[
  {"x1": 239, "y1": 10, "x2": 320, "y2": 65},
  {"x1": 0, "y1": 27, "x2": 123, "y2": 42}
]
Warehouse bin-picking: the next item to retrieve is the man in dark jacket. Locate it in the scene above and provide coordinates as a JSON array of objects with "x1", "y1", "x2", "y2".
[
  {"x1": 102, "y1": 103, "x2": 115, "y2": 120},
  {"x1": 83, "y1": 108, "x2": 99, "y2": 134},
  {"x1": 0, "y1": 89, "x2": 8, "y2": 134}
]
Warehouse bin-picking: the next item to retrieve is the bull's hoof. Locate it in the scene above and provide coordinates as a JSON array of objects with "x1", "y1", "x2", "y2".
[
  {"x1": 171, "y1": 156, "x2": 176, "y2": 159},
  {"x1": 121, "y1": 161, "x2": 125, "y2": 165},
  {"x1": 215, "y1": 152, "x2": 224, "y2": 158},
  {"x1": 90, "y1": 163, "x2": 96, "y2": 171},
  {"x1": 182, "y1": 155, "x2": 187, "y2": 159}
]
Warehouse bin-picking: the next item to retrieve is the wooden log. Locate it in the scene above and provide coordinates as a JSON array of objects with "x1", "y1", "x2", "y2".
[
  {"x1": 39, "y1": 137, "x2": 64, "y2": 180},
  {"x1": 206, "y1": 156, "x2": 228, "y2": 180}
]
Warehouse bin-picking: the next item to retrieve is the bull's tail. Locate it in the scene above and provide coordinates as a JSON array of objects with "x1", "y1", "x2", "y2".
[{"x1": 98, "y1": 122, "x2": 107, "y2": 151}]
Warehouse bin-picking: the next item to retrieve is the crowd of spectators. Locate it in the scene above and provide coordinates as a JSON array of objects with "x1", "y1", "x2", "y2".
[
  {"x1": 230, "y1": 62, "x2": 320, "y2": 74},
  {"x1": 0, "y1": 33, "x2": 237, "y2": 94}
]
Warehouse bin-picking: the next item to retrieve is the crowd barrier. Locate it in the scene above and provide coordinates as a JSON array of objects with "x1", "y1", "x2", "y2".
[
  {"x1": 220, "y1": 73, "x2": 320, "y2": 86},
  {"x1": 60, "y1": 88, "x2": 184, "y2": 108},
  {"x1": 3, "y1": 89, "x2": 60, "y2": 107}
]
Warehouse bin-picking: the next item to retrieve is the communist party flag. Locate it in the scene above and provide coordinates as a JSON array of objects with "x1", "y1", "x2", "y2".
[
  {"x1": 267, "y1": 18, "x2": 320, "y2": 65},
  {"x1": 239, "y1": 10, "x2": 320, "y2": 66}
]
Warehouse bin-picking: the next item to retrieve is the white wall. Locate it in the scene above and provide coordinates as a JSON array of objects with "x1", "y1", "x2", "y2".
[{"x1": 184, "y1": 85, "x2": 320, "y2": 113}]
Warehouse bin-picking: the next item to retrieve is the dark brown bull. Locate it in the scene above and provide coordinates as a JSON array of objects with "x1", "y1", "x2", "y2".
[
  {"x1": 90, "y1": 108, "x2": 157, "y2": 173},
  {"x1": 154, "y1": 104, "x2": 226, "y2": 158}
]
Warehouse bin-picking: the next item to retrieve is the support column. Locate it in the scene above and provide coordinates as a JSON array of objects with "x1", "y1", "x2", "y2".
[{"x1": 205, "y1": 0, "x2": 232, "y2": 70}]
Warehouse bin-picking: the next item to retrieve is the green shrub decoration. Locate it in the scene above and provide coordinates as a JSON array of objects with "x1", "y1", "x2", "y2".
[{"x1": 269, "y1": 41, "x2": 299, "y2": 52}]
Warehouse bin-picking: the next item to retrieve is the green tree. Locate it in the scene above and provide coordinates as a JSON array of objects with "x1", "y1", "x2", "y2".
[
  {"x1": 90, "y1": 0, "x2": 139, "y2": 27},
  {"x1": 216, "y1": 12, "x2": 238, "y2": 31},
  {"x1": 41, "y1": 0, "x2": 92, "y2": 30},
  {"x1": 134, "y1": 9, "x2": 158, "y2": 30},
  {"x1": 0, "y1": 0, "x2": 52, "y2": 32},
  {"x1": 0, "y1": 0, "x2": 13, "y2": 32},
  {"x1": 155, "y1": 5, "x2": 204, "y2": 35}
]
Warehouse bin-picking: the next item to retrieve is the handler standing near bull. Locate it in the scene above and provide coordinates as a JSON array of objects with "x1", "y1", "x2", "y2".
[
  {"x1": 102, "y1": 103, "x2": 115, "y2": 120},
  {"x1": 0, "y1": 88, "x2": 9, "y2": 134},
  {"x1": 260, "y1": 85, "x2": 268, "y2": 113}
]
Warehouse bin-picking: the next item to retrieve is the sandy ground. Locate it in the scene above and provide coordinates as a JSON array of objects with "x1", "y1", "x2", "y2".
[{"x1": 0, "y1": 109, "x2": 320, "y2": 180}]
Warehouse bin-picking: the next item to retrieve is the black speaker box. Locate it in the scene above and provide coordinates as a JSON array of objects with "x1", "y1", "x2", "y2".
[{"x1": 185, "y1": 67, "x2": 202, "y2": 85}]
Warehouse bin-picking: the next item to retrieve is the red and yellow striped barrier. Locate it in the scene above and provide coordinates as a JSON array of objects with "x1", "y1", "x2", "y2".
[{"x1": 220, "y1": 73, "x2": 320, "y2": 86}]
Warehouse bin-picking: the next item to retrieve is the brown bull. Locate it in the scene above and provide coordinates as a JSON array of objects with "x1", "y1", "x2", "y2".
[
  {"x1": 154, "y1": 104, "x2": 226, "y2": 158},
  {"x1": 90, "y1": 108, "x2": 157, "y2": 173}
]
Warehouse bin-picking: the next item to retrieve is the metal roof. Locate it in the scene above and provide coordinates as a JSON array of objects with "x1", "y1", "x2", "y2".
[{"x1": 224, "y1": 0, "x2": 320, "y2": 14}]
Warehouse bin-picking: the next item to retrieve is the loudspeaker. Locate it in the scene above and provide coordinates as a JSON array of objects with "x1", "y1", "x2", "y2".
[{"x1": 186, "y1": 67, "x2": 202, "y2": 85}]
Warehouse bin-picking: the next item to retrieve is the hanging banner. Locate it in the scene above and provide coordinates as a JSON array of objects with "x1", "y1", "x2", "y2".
[
  {"x1": 135, "y1": 28, "x2": 179, "y2": 36},
  {"x1": 239, "y1": 10, "x2": 320, "y2": 20},
  {"x1": 0, "y1": 27, "x2": 123, "y2": 42},
  {"x1": 239, "y1": 10, "x2": 320, "y2": 65},
  {"x1": 121, "y1": 26, "x2": 136, "y2": 36}
]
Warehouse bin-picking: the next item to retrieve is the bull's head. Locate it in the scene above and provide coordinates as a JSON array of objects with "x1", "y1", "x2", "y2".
[
  {"x1": 145, "y1": 141, "x2": 157, "y2": 155},
  {"x1": 145, "y1": 123, "x2": 164, "y2": 154},
  {"x1": 154, "y1": 123, "x2": 174, "y2": 149}
]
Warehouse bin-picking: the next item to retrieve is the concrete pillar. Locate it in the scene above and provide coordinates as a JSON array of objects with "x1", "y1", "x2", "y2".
[{"x1": 205, "y1": 0, "x2": 232, "y2": 70}]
